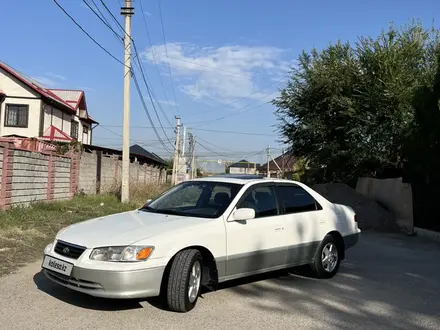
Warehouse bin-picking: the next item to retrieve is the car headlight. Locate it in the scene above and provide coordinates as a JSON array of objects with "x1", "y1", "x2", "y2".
[{"x1": 89, "y1": 246, "x2": 154, "y2": 262}]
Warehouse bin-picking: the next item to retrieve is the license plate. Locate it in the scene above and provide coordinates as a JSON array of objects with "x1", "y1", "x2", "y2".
[{"x1": 42, "y1": 255, "x2": 73, "y2": 277}]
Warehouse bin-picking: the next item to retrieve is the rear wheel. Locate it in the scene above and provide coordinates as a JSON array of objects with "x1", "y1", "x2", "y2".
[
  {"x1": 166, "y1": 249, "x2": 203, "y2": 313},
  {"x1": 309, "y1": 235, "x2": 341, "y2": 279}
]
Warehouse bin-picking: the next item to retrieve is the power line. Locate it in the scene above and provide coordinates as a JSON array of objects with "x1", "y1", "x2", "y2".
[
  {"x1": 131, "y1": 45, "x2": 174, "y2": 145},
  {"x1": 157, "y1": 0, "x2": 179, "y2": 114},
  {"x1": 139, "y1": 0, "x2": 175, "y2": 114},
  {"x1": 97, "y1": 0, "x2": 174, "y2": 146},
  {"x1": 185, "y1": 76, "x2": 286, "y2": 117},
  {"x1": 55, "y1": 0, "x2": 175, "y2": 156},
  {"x1": 102, "y1": 0, "x2": 174, "y2": 130},
  {"x1": 194, "y1": 128, "x2": 277, "y2": 137},
  {"x1": 195, "y1": 141, "x2": 268, "y2": 161},
  {"x1": 196, "y1": 140, "x2": 240, "y2": 158},
  {"x1": 97, "y1": 125, "x2": 160, "y2": 149},
  {"x1": 99, "y1": 124, "x2": 277, "y2": 137},
  {"x1": 83, "y1": 0, "x2": 123, "y2": 41},
  {"x1": 195, "y1": 136, "x2": 259, "y2": 153},
  {"x1": 53, "y1": 0, "x2": 127, "y2": 67},
  {"x1": 189, "y1": 89, "x2": 280, "y2": 127},
  {"x1": 132, "y1": 72, "x2": 174, "y2": 153},
  {"x1": 99, "y1": 0, "x2": 125, "y2": 34}
]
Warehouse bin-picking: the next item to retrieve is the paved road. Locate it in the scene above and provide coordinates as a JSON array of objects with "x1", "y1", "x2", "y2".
[{"x1": 1, "y1": 231, "x2": 439, "y2": 330}]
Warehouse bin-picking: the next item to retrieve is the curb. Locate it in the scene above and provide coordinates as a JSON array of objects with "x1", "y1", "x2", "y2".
[{"x1": 413, "y1": 227, "x2": 440, "y2": 243}]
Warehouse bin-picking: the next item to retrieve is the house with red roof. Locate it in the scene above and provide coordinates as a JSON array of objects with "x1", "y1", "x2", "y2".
[{"x1": 0, "y1": 61, "x2": 98, "y2": 144}]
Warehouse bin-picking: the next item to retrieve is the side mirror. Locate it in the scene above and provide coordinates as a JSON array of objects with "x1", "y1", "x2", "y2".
[{"x1": 233, "y1": 208, "x2": 255, "y2": 221}]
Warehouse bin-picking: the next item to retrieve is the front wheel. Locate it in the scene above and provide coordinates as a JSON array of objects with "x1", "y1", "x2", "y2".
[
  {"x1": 309, "y1": 235, "x2": 341, "y2": 279},
  {"x1": 166, "y1": 249, "x2": 203, "y2": 313}
]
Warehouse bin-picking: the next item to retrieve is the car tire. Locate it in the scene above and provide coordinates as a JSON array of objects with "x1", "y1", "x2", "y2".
[
  {"x1": 309, "y1": 235, "x2": 341, "y2": 279},
  {"x1": 166, "y1": 249, "x2": 203, "y2": 313}
]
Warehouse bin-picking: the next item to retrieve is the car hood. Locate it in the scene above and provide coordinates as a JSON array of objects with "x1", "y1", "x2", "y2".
[{"x1": 56, "y1": 210, "x2": 208, "y2": 248}]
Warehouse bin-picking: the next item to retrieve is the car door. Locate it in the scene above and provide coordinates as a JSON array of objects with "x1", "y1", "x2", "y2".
[
  {"x1": 275, "y1": 183, "x2": 325, "y2": 265},
  {"x1": 225, "y1": 183, "x2": 287, "y2": 278}
]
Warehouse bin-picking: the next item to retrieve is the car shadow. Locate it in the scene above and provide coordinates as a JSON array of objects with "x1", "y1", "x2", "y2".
[
  {"x1": 33, "y1": 267, "x2": 308, "y2": 312},
  {"x1": 33, "y1": 271, "x2": 145, "y2": 311}
]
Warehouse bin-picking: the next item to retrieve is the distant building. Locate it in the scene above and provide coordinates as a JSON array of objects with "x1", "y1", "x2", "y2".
[
  {"x1": 258, "y1": 152, "x2": 295, "y2": 178},
  {"x1": 227, "y1": 159, "x2": 260, "y2": 175},
  {"x1": 129, "y1": 144, "x2": 167, "y2": 166},
  {"x1": 0, "y1": 61, "x2": 98, "y2": 144}
]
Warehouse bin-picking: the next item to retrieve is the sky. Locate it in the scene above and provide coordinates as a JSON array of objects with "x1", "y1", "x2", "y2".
[{"x1": 1, "y1": 0, "x2": 439, "y2": 172}]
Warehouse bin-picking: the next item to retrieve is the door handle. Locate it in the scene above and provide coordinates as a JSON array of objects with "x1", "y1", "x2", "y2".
[{"x1": 275, "y1": 227, "x2": 284, "y2": 231}]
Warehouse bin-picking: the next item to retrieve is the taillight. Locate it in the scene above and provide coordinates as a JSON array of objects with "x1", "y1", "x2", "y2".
[{"x1": 354, "y1": 214, "x2": 357, "y2": 222}]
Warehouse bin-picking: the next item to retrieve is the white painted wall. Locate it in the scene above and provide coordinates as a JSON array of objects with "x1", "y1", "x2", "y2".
[
  {"x1": 71, "y1": 115, "x2": 91, "y2": 144},
  {"x1": 42, "y1": 102, "x2": 72, "y2": 138},
  {"x1": 0, "y1": 68, "x2": 42, "y2": 137},
  {"x1": 82, "y1": 122, "x2": 91, "y2": 144},
  {"x1": 0, "y1": 68, "x2": 38, "y2": 98},
  {"x1": 0, "y1": 98, "x2": 42, "y2": 137},
  {"x1": 1, "y1": 68, "x2": 94, "y2": 144},
  {"x1": 229, "y1": 167, "x2": 257, "y2": 174}
]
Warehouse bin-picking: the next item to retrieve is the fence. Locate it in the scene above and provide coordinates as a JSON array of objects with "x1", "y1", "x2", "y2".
[
  {"x1": 356, "y1": 177, "x2": 413, "y2": 232},
  {"x1": 77, "y1": 151, "x2": 166, "y2": 195},
  {"x1": 0, "y1": 141, "x2": 77, "y2": 208},
  {"x1": 0, "y1": 143, "x2": 166, "y2": 209}
]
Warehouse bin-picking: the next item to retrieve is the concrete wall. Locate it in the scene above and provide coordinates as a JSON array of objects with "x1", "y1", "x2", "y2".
[
  {"x1": 10, "y1": 149, "x2": 49, "y2": 205},
  {"x1": 77, "y1": 151, "x2": 166, "y2": 195},
  {"x1": 54, "y1": 157, "x2": 71, "y2": 200},
  {"x1": 356, "y1": 177, "x2": 413, "y2": 232},
  {"x1": 0, "y1": 144, "x2": 166, "y2": 208},
  {"x1": 78, "y1": 152, "x2": 97, "y2": 194},
  {"x1": 0, "y1": 143, "x2": 73, "y2": 208}
]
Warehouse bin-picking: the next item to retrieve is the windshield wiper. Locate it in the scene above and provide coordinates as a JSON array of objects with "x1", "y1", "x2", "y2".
[
  {"x1": 139, "y1": 206, "x2": 156, "y2": 212},
  {"x1": 153, "y1": 209, "x2": 186, "y2": 216}
]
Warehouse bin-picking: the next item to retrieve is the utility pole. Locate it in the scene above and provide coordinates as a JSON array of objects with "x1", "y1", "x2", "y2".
[
  {"x1": 191, "y1": 135, "x2": 196, "y2": 179},
  {"x1": 266, "y1": 145, "x2": 271, "y2": 178},
  {"x1": 120, "y1": 0, "x2": 134, "y2": 203},
  {"x1": 281, "y1": 148, "x2": 285, "y2": 178},
  {"x1": 172, "y1": 116, "x2": 181, "y2": 185},
  {"x1": 181, "y1": 125, "x2": 186, "y2": 157}
]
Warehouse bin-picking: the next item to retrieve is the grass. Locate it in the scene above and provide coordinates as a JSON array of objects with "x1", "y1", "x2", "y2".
[{"x1": 0, "y1": 183, "x2": 170, "y2": 277}]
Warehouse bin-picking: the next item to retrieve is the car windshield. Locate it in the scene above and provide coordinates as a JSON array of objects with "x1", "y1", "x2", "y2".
[{"x1": 139, "y1": 181, "x2": 243, "y2": 218}]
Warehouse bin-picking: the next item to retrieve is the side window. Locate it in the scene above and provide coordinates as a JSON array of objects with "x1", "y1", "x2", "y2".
[
  {"x1": 276, "y1": 185, "x2": 321, "y2": 214},
  {"x1": 237, "y1": 185, "x2": 278, "y2": 218}
]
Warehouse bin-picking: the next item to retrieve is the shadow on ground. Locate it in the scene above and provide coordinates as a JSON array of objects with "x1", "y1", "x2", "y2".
[
  {"x1": 33, "y1": 232, "x2": 440, "y2": 329},
  {"x1": 33, "y1": 271, "x2": 144, "y2": 311},
  {"x1": 223, "y1": 231, "x2": 440, "y2": 329}
]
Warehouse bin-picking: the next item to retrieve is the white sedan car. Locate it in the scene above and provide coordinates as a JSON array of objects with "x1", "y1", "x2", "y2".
[{"x1": 41, "y1": 175, "x2": 360, "y2": 313}]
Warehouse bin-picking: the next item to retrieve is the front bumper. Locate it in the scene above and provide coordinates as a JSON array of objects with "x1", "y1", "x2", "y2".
[{"x1": 43, "y1": 265, "x2": 165, "y2": 299}]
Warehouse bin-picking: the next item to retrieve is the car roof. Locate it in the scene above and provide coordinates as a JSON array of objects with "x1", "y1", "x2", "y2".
[{"x1": 190, "y1": 175, "x2": 301, "y2": 185}]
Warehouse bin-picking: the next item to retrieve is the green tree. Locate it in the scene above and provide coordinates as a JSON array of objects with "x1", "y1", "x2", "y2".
[{"x1": 273, "y1": 21, "x2": 440, "y2": 184}]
